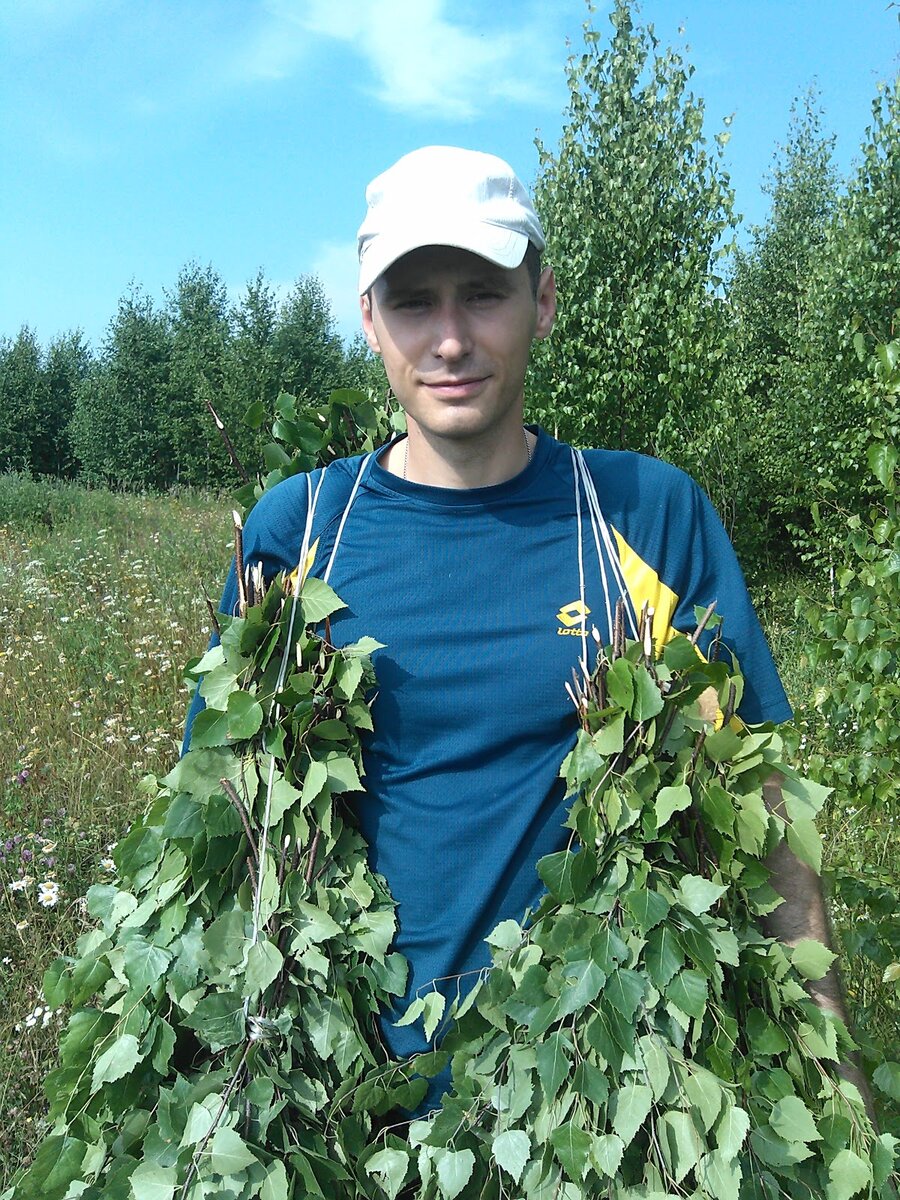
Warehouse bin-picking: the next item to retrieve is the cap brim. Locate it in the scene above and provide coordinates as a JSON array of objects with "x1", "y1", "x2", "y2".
[{"x1": 358, "y1": 223, "x2": 528, "y2": 294}]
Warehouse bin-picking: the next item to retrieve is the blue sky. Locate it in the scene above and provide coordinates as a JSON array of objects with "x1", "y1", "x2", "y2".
[{"x1": 1, "y1": 0, "x2": 897, "y2": 349}]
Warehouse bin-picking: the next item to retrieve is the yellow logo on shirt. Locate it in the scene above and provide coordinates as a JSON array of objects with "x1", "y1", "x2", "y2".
[{"x1": 556, "y1": 600, "x2": 591, "y2": 635}]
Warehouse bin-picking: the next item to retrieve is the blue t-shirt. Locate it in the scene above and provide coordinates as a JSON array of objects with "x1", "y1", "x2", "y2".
[{"x1": 187, "y1": 429, "x2": 790, "y2": 1075}]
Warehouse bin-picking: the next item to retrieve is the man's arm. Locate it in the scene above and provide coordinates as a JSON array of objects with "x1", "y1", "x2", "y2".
[{"x1": 761, "y1": 772, "x2": 875, "y2": 1113}]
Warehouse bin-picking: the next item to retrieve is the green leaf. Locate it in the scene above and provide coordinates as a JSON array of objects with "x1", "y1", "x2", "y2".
[
  {"x1": 592, "y1": 1132, "x2": 624, "y2": 1178},
  {"x1": 199, "y1": 664, "x2": 241, "y2": 710},
  {"x1": 715, "y1": 1106, "x2": 750, "y2": 1160},
  {"x1": 704, "y1": 726, "x2": 744, "y2": 762},
  {"x1": 745, "y1": 1010, "x2": 790, "y2": 1055},
  {"x1": 625, "y1": 887, "x2": 670, "y2": 932},
  {"x1": 869, "y1": 441, "x2": 898, "y2": 489},
  {"x1": 324, "y1": 751, "x2": 363, "y2": 792},
  {"x1": 826, "y1": 1148, "x2": 872, "y2": 1200},
  {"x1": 593, "y1": 712, "x2": 626, "y2": 755},
  {"x1": 492, "y1": 1129, "x2": 530, "y2": 1184},
  {"x1": 645, "y1": 924, "x2": 684, "y2": 988},
  {"x1": 790, "y1": 938, "x2": 837, "y2": 981},
  {"x1": 536, "y1": 1031, "x2": 571, "y2": 1102},
  {"x1": 605, "y1": 968, "x2": 645, "y2": 1021},
  {"x1": 422, "y1": 990, "x2": 446, "y2": 1041},
  {"x1": 301, "y1": 576, "x2": 347, "y2": 623},
  {"x1": 182, "y1": 990, "x2": 245, "y2": 1049},
  {"x1": 365, "y1": 1148, "x2": 410, "y2": 1200},
  {"x1": 90, "y1": 1033, "x2": 142, "y2": 1092},
  {"x1": 434, "y1": 1148, "x2": 475, "y2": 1200},
  {"x1": 486, "y1": 919, "x2": 523, "y2": 950},
  {"x1": 123, "y1": 938, "x2": 171, "y2": 991},
  {"x1": 226, "y1": 690, "x2": 264, "y2": 740},
  {"x1": 605, "y1": 659, "x2": 635, "y2": 713},
  {"x1": 188, "y1": 705, "x2": 231, "y2": 748},
  {"x1": 203, "y1": 909, "x2": 248, "y2": 966},
  {"x1": 683, "y1": 1067, "x2": 725, "y2": 1133},
  {"x1": 638, "y1": 1033, "x2": 671, "y2": 1101},
  {"x1": 785, "y1": 816, "x2": 823, "y2": 873},
  {"x1": 662, "y1": 635, "x2": 703, "y2": 671},
  {"x1": 697, "y1": 1149, "x2": 741, "y2": 1200},
  {"x1": 769, "y1": 1095, "x2": 820, "y2": 1143},
  {"x1": 573, "y1": 1058, "x2": 609, "y2": 1107},
  {"x1": 666, "y1": 968, "x2": 708, "y2": 1019},
  {"x1": 655, "y1": 783, "x2": 692, "y2": 827},
  {"x1": 612, "y1": 1082, "x2": 653, "y2": 1146},
  {"x1": 260, "y1": 1159, "x2": 290, "y2": 1200},
  {"x1": 658, "y1": 1110, "x2": 703, "y2": 1184},
  {"x1": 872, "y1": 1061, "x2": 900, "y2": 1101},
  {"x1": 556, "y1": 958, "x2": 607, "y2": 1019},
  {"x1": 537, "y1": 850, "x2": 575, "y2": 902},
  {"x1": 675, "y1": 874, "x2": 726, "y2": 915},
  {"x1": 352, "y1": 907, "x2": 396, "y2": 960},
  {"x1": 301, "y1": 758, "x2": 329, "y2": 805},
  {"x1": 209, "y1": 1126, "x2": 258, "y2": 1174},
  {"x1": 130, "y1": 1163, "x2": 177, "y2": 1200},
  {"x1": 294, "y1": 900, "x2": 342, "y2": 943},
  {"x1": 551, "y1": 1122, "x2": 593, "y2": 1182},
  {"x1": 243, "y1": 938, "x2": 284, "y2": 996},
  {"x1": 632, "y1": 664, "x2": 665, "y2": 720}
]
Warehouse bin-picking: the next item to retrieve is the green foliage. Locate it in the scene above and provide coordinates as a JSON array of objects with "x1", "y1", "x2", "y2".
[
  {"x1": 12, "y1": 555, "x2": 898, "y2": 1194},
  {"x1": 63, "y1": 266, "x2": 376, "y2": 492},
  {"x1": 7, "y1": 567, "x2": 404, "y2": 1198},
  {"x1": 726, "y1": 89, "x2": 839, "y2": 570},
  {"x1": 735, "y1": 78, "x2": 900, "y2": 568},
  {"x1": 795, "y1": 333, "x2": 900, "y2": 1109},
  {"x1": 70, "y1": 287, "x2": 175, "y2": 489},
  {"x1": 372, "y1": 615, "x2": 895, "y2": 1198},
  {"x1": 165, "y1": 263, "x2": 234, "y2": 487},
  {"x1": 234, "y1": 386, "x2": 404, "y2": 516},
  {"x1": 0, "y1": 328, "x2": 47, "y2": 475},
  {"x1": 529, "y1": 0, "x2": 739, "y2": 525}
]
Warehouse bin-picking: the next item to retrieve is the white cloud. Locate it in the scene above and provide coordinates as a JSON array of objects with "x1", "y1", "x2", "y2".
[{"x1": 261, "y1": 0, "x2": 561, "y2": 119}]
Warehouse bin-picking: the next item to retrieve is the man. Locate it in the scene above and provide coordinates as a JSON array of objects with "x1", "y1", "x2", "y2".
[{"x1": 197, "y1": 145, "x2": 849, "y2": 1105}]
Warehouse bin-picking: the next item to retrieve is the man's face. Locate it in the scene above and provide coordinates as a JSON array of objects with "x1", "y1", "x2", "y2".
[{"x1": 360, "y1": 245, "x2": 555, "y2": 451}]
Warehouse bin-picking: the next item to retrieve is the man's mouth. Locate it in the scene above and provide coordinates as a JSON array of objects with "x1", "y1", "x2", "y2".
[{"x1": 423, "y1": 376, "x2": 489, "y2": 396}]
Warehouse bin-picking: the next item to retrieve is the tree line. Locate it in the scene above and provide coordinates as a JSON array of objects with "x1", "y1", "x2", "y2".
[
  {"x1": 1, "y1": 0, "x2": 897, "y2": 573},
  {"x1": 0, "y1": 270, "x2": 383, "y2": 492}
]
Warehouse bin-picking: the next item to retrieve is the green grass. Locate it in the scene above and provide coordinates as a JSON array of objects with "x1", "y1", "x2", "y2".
[
  {"x1": 0, "y1": 477, "x2": 229, "y2": 1177},
  {"x1": 0, "y1": 478, "x2": 896, "y2": 1180}
]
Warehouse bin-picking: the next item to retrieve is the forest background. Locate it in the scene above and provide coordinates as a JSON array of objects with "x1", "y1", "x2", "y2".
[{"x1": 0, "y1": 0, "x2": 898, "y2": 1179}]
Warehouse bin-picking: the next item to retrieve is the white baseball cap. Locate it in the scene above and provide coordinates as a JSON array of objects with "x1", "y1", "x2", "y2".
[{"x1": 357, "y1": 145, "x2": 546, "y2": 295}]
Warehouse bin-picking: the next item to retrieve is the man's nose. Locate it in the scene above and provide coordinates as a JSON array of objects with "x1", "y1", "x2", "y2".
[{"x1": 431, "y1": 304, "x2": 472, "y2": 360}]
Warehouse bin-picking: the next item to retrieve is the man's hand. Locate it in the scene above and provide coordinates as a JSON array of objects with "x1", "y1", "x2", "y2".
[{"x1": 761, "y1": 772, "x2": 876, "y2": 1117}]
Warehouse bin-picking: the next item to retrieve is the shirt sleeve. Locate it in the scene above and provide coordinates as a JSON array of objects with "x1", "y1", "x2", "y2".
[{"x1": 669, "y1": 473, "x2": 792, "y2": 725}]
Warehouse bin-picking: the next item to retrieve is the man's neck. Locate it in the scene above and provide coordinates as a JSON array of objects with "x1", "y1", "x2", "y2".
[{"x1": 382, "y1": 426, "x2": 535, "y2": 489}]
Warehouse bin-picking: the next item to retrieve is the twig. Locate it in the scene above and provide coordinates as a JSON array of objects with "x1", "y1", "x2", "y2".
[
  {"x1": 689, "y1": 602, "x2": 717, "y2": 646},
  {"x1": 205, "y1": 396, "x2": 251, "y2": 484},
  {"x1": 305, "y1": 828, "x2": 322, "y2": 886},
  {"x1": 221, "y1": 778, "x2": 258, "y2": 870},
  {"x1": 179, "y1": 1041, "x2": 251, "y2": 1197},
  {"x1": 203, "y1": 588, "x2": 221, "y2": 637},
  {"x1": 233, "y1": 511, "x2": 248, "y2": 616}
]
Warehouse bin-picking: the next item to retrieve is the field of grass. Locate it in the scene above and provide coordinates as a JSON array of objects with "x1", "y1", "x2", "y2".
[
  {"x1": 0, "y1": 474, "x2": 895, "y2": 1182},
  {"x1": 0, "y1": 475, "x2": 229, "y2": 1175}
]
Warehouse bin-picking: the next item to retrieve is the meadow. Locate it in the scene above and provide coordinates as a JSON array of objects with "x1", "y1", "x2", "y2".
[{"x1": 0, "y1": 474, "x2": 895, "y2": 1182}]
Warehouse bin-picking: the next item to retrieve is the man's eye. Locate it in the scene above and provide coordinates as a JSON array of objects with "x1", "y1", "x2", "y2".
[{"x1": 470, "y1": 290, "x2": 503, "y2": 303}]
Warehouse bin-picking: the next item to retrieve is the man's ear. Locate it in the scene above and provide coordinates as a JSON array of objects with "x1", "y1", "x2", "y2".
[
  {"x1": 533, "y1": 266, "x2": 557, "y2": 341},
  {"x1": 360, "y1": 293, "x2": 381, "y2": 355}
]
